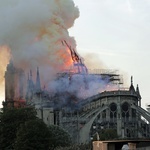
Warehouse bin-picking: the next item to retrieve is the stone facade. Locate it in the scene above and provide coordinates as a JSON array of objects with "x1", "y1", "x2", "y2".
[
  {"x1": 4, "y1": 61, "x2": 150, "y2": 144},
  {"x1": 60, "y1": 82, "x2": 150, "y2": 143}
]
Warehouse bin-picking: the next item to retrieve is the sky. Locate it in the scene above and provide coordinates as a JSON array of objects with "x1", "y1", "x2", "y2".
[
  {"x1": 69, "y1": 0, "x2": 150, "y2": 109},
  {"x1": 0, "y1": 0, "x2": 150, "y2": 110}
]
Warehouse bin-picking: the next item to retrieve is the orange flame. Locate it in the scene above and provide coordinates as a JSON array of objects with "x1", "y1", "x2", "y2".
[
  {"x1": 55, "y1": 47, "x2": 74, "y2": 70},
  {"x1": 64, "y1": 47, "x2": 74, "y2": 67}
]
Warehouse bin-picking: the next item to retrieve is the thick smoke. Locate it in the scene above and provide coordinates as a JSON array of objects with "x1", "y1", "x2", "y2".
[
  {"x1": 0, "y1": 0, "x2": 79, "y2": 92},
  {"x1": 49, "y1": 74, "x2": 111, "y2": 99},
  {"x1": 0, "y1": 0, "x2": 119, "y2": 108},
  {"x1": 48, "y1": 73, "x2": 119, "y2": 110}
]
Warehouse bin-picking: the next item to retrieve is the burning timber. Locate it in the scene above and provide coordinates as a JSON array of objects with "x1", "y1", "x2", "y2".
[{"x1": 4, "y1": 60, "x2": 122, "y2": 109}]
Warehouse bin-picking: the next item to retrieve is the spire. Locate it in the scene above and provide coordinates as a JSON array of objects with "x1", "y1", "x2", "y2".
[
  {"x1": 30, "y1": 70, "x2": 35, "y2": 89},
  {"x1": 30, "y1": 70, "x2": 32, "y2": 79},
  {"x1": 129, "y1": 76, "x2": 135, "y2": 93},
  {"x1": 26, "y1": 73, "x2": 30, "y2": 88},
  {"x1": 26, "y1": 73, "x2": 30, "y2": 100},
  {"x1": 28, "y1": 72, "x2": 30, "y2": 81},
  {"x1": 136, "y1": 84, "x2": 141, "y2": 99},
  {"x1": 131, "y1": 76, "x2": 133, "y2": 85},
  {"x1": 26, "y1": 71, "x2": 35, "y2": 101},
  {"x1": 36, "y1": 67, "x2": 41, "y2": 93}
]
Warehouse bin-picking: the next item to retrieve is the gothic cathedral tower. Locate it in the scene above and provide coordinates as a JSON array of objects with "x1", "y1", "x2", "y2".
[{"x1": 5, "y1": 60, "x2": 25, "y2": 107}]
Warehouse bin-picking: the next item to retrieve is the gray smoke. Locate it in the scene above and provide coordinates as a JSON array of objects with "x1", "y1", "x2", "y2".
[{"x1": 0, "y1": 0, "x2": 79, "y2": 84}]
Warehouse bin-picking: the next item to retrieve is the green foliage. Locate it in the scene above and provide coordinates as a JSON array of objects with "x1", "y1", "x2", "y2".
[
  {"x1": 48, "y1": 125, "x2": 72, "y2": 150},
  {"x1": 98, "y1": 128, "x2": 118, "y2": 140},
  {"x1": 0, "y1": 107, "x2": 73, "y2": 150},
  {"x1": 14, "y1": 119, "x2": 50, "y2": 150},
  {"x1": 0, "y1": 107, "x2": 37, "y2": 149}
]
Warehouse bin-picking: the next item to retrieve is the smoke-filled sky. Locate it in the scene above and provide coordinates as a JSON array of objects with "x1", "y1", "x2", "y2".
[
  {"x1": 0, "y1": 0, "x2": 150, "y2": 109},
  {"x1": 0, "y1": 0, "x2": 80, "y2": 105},
  {"x1": 69, "y1": 0, "x2": 150, "y2": 109}
]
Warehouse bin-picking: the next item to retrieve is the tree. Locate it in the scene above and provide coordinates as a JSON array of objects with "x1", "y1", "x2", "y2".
[
  {"x1": 0, "y1": 107, "x2": 37, "y2": 149},
  {"x1": 48, "y1": 125, "x2": 72, "y2": 150},
  {"x1": 14, "y1": 119, "x2": 50, "y2": 150},
  {"x1": 98, "y1": 128, "x2": 118, "y2": 140},
  {"x1": 0, "y1": 107, "x2": 73, "y2": 149}
]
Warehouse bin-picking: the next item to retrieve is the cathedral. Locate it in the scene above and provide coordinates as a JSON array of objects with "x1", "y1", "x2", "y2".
[{"x1": 4, "y1": 60, "x2": 150, "y2": 143}]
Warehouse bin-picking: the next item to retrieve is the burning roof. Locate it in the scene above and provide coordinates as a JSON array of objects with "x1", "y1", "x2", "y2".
[{"x1": 1, "y1": 0, "x2": 123, "y2": 110}]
